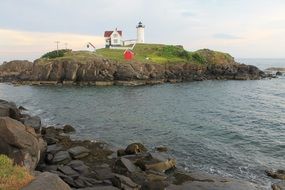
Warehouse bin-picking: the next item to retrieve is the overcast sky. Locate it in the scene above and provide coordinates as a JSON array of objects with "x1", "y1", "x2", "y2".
[{"x1": 1, "y1": 0, "x2": 285, "y2": 62}]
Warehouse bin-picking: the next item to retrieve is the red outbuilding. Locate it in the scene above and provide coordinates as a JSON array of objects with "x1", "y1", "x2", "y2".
[{"x1": 124, "y1": 49, "x2": 134, "y2": 60}]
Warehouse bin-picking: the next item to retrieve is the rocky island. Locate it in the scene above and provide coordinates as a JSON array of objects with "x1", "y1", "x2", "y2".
[
  {"x1": 0, "y1": 44, "x2": 265, "y2": 86},
  {"x1": 2, "y1": 99, "x2": 284, "y2": 190}
]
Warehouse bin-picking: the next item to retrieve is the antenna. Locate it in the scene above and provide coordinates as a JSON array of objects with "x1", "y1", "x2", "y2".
[{"x1": 55, "y1": 41, "x2": 60, "y2": 55}]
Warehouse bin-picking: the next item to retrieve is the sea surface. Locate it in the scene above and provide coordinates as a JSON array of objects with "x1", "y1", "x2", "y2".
[{"x1": 0, "y1": 59, "x2": 284, "y2": 189}]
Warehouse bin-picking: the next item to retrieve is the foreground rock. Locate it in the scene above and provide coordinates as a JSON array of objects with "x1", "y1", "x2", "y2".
[
  {"x1": 266, "y1": 170, "x2": 285, "y2": 180},
  {"x1": 272, "y1": 181, "x2": 285, "y2": 190},
  {"x1": 22, "y1": 172, "x2": 71, "y2": 190},
  {"x1": 0, "y1": 99, "x2": 21, "y2": 120},
  {"x1": 0, "y1": 117, "x2": 42, "y2": 171}
]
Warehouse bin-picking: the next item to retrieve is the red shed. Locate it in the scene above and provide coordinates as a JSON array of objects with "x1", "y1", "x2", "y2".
[{"x1": 124, "y1": 49, "x2": 134, "y2": 60}]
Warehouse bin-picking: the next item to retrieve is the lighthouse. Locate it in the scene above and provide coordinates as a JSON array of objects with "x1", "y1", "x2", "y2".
[{"x1": 136, "y1": 21, "x2": 145, "y2": 43}]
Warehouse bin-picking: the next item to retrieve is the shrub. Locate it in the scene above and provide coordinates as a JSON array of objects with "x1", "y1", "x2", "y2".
[
  {"x1": 41, "y1": 49, "x2": 72, "y2": 59},
  {"x1": 0, "y1": 155, "x2": 34, "y2": 190},
  {"x1": 191, "y1": 52, "x2": 207, "y2": 64},
  {"x1": 160, "y1": 46, "x2": 190, "y2": 60}
]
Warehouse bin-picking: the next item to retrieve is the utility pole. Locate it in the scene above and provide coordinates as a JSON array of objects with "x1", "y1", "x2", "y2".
[
  {"x1": 64, "y1": 43, "x2": 68, "y2": 50},
  {"x1": 55, "y1": 41, "x2": 60, "y2": 55}
]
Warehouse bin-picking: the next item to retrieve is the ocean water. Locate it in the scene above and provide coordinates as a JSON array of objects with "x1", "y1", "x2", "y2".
[{"x1": 0, "y1": 59, "x2": 284, "y2": 188}]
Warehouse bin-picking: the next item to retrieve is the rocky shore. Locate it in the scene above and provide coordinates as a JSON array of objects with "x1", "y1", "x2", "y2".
[
  {"x1": 0, "y1": 49, "x2": 266, "y2": 86},
  {"x1": 1, "y1": 99, "x2": 284, "y2": 190}
]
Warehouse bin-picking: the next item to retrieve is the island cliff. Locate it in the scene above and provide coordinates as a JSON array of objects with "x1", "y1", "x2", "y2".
[{"x1": 0, "y1": 45, "x2": 265, "y2": 85}]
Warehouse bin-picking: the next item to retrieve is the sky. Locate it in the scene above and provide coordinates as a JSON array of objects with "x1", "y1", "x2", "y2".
[{"x1": 0, "y1": 0, "x2": 285, "y2": 63}]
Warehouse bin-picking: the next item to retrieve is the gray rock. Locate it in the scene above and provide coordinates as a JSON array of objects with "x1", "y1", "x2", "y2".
[
  {"x1": 73, "y1": 176, "x2": 103, "y2": 188},
  {"x1": 63, "y1": 124, "x2": 76, "y2": 133},
  {"x1": 22, "y1": 172, "x2": 71, "y2": 190},
  {"x1": 111, "y1": 174, "x2": 141, "y2": 190},
  {"x1": 58, "y1": 165, "x2": 79, "y2": 177},
  {"x1": 67, "y1": 160, "x2": 89, "y2": 175},
  {"x1": 94, "y1": 167, "x2": 115, "y2": 180},
  {"x1": 0, "y1": 99, "x2": 21, "y2": 120},
  {"x1": 272, "y1": 181, "x2": 285, "y2": 190},
  {"x1": 114, "y1": 157, "x2": 141, "y2": 174},
  {"x1": 45, "y1": 136, "x2": 59, "y2": 145},
  {"x1": 68, "y1": 146, "x2": 90, "y2": 159},
  {"x1": 0, "y1": 117, "x2": 41, "y2": 171},
  {"x1": 125, "y1": 143, "x2": 147, "y2": 155},
  {"x1": 52, "y1": 151, "x2": 71, "y2": 164},
  {"x1": 23, "y1": 116, "x2": 41, "y2": 132},
  {"x1": 47, "y1": 144, "x2": 63, "y2": 154},
  {"x1": 266, "y1": 169, "x2": 285, "y2": 180}
]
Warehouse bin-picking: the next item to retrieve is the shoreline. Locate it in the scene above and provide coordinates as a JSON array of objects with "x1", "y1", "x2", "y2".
[{"x1": 1, "y1": 99, "x2": 282, "y2": 190}]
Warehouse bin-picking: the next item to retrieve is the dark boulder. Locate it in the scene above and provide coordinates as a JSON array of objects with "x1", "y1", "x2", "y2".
[
  {"x1": 266, "y1": 169, "x2": 285, "y2": 180},
  {"x1": 0, "y1": 117, "x2": 41, "y2": 171},
  {"x1": 63, "y1": 124, "x2": 76, "y2": 133},
  {"x1": 23, "y1": 115, "x2": 42, "y2": 133},
  {"x1": 0, "y1": 99, "x2": 21, "y2": 120},
  {"x1": 68, "y1": 146, "x2": 90, "y2": 159},
  {"x1": 125, "y1": 143, "x2": 148, "y2": 155},
  {"x1": 22, "y1": 172, "x2": 71, "y2": 190}
]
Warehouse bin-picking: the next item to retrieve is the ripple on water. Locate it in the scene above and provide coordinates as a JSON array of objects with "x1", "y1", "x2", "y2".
[{"x1": 0, "y1": 78, "x2": 284, "y2": 187}]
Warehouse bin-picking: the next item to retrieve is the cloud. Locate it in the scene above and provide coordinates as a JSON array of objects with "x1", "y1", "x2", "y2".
[
  {"x1": 181, "y1": 11, "x2": 196, "y2": 17},
  {"x1": 212, "y1": 33, "x2": 242, "y2": 40},
  {"x1": 0, "y1": 28, "x2": 105, "y2": 62}
]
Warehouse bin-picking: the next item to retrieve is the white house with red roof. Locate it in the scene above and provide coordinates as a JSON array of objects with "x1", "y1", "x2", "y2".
[
  {"x1": 104, "y1": 28, "x2": 123, "y2": 48},
  {"x1": 104, "y1": 22, "x2": 145, "y2": 48}
]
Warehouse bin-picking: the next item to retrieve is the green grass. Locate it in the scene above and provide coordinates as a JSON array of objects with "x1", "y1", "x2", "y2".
[
  {"x1": 37, "y1": 43, "x2": 234, "y2": 65},
  {"x1": 0, "y1": 155, "x2": 34, "y2": 190}
]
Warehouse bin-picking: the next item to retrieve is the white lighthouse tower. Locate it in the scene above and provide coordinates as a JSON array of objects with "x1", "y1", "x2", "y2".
[{"x1": 136, "y1": 21, "x2": 145, "y2": 43}]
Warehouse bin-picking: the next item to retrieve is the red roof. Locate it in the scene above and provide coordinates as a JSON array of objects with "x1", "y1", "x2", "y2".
[{"x1": 104, "y1": 30, "x2": 122, "y2": 37}]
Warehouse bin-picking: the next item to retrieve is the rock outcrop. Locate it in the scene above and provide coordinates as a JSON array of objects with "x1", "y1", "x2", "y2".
[
  {"x1": 0, "y1": 50, "x2": 265, "y2": 85},
  {"x1": 22, "y1": 172, "x2": 71, "y2": 190},
  {"x1": 0, "y1": 117, "x2": 42, "y2": 171}
]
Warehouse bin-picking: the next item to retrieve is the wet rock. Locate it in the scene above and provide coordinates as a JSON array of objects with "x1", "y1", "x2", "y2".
[
  {"x1": 68, "y1": 146, "x2": 90, "y2": 159},
  {"x1": 144, "y1": 158, "x2": 176, "y2": 172},
  {"x1": 266, "y1": 170, "x2": 285, "y2": 180},
  {"x1": 47, "y1": 144, "x2": 63, "y2": 154},
  {"x1": 114, "y1": 157, "x2": 141, "y2": 174},
  {"x1": 45, "y1": 136, "x2": 59, "y2": 145},
  {"x1": 58, "y1": 165, "x2": 79, "y2": 177},
  {"x1": 67, "y1": 160, "x2": 89, "y2": 175},
  {"x1": 94, "y1": 167, "x2": 115, "y2": 180},
  {"x1": 63, "y1": 124, "x2": 76, "y2": 133},
  {"x1": 125, "y1": 143, "x2": 148, "y2": 155},
  {"x1": 52, "y1": 150, "x2": 71, "y2": 164},
  {"x1": 117, "y1": 149, "x2": 126, "y2": 157},
  {"x1": 19, "y1": 106, "x2": 28, "y2": 111},
  {"x1": 276, "y1": 71, "x2": 283, "y2": 76},
  {"x1": 22, "y1": 172, "x2": 71, "y2": 190},
  {"x1": 142, "y1": 180, "x2": 167, "y2": 190},
  {"x1": 0, "y1": 117, "x2": 41, "y2": 171},
  {"x1": 155, "y1": 146, "x2": 169, "y2": 152},
  {"x1": 23, "y1": 115, "x2": 41, "y2": 132},
  {"x1": 111, "y1": 174, "x2": 141, "y2": 190},
  {"x1": 272, "y1": 181, "x2": 285, "y2": 190},
  {"x1": 73, "y1": 176, "x2": 103, "y2": 188},
  {"x1": 0, "y1": 100, "x2": 21, "y2": 120}
]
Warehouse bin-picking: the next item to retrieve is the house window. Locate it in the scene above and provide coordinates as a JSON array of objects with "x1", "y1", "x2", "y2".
[
  {"x1": 113, "y1": 39, "x2": 118, "y2": 44},
  {"x1": 113, "y1": 34, "x2": 118, "y2": 38}
]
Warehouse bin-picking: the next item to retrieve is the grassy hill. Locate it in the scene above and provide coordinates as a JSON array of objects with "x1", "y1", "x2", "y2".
[{"x1": 38, "y1": 43, "x2": 234, "y2": 65}]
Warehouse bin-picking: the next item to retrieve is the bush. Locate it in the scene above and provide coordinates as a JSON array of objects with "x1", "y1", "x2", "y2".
[
  {"x1": 0, "y1": 155, "x2": 34, "y2": 190},
  {"x1": 160, "y1": 46, "x2": 190, "y2": 60},
  {"x1": 191, "y1": 52, "x2": 207, "y2": 64},
  {"x1": 41, "y1": 49, "x2": 72, "y2": 59}
]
